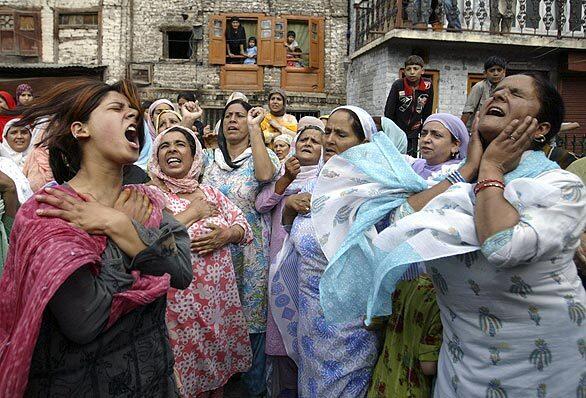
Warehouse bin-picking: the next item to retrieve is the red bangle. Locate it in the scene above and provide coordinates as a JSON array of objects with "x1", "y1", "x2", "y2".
[
  {"x1": 477, "y1": 179, "x2": 504, "y2": 185},
  {"x1": 474, "y1": 180, "x2": 505, "y2": 195}
]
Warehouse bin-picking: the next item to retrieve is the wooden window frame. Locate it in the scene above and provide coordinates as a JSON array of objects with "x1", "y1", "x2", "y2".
[
  {"x1": 54, "y1": 8, "x2": 101, "y2": 62},
  {"x1": 209, "y1": 13, "x2": 324, "y2": 92},
  {"x1": 399, "y1": 68, "x2": 440, "y2": 113},
  {"x1": 0, "y1": 8, "x2": 41, "y2": 57},
  {"x1": 467, "y1": 73, "x2": 485, "y2": 94},
  {"x1": 56, "y1": 9, "x2": 99, "y2": 29}
]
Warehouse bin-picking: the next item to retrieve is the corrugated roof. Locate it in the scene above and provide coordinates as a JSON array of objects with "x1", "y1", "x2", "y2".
[{"x1": 0, "y1": 63, "x2": 106, "y2": 70}]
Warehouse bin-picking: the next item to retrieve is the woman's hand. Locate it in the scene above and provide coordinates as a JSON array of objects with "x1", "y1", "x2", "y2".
[
  {"x1": 203, "y1": 124, "x2": 218, "y2": 148},
  {"x1": 181, "y1": 101, "x2": 204, "y2": 121},
  {"x1": 283, "y1": 157, "x2": 300, "y2": 181},
  {"x1": 269, "y1": 118, "x2": 281, "y2": 130},
  {"x1": 114, "y1": 188, "x2": 152, "y2": 225},
  {"x1": 35, "y1": 187, "x2": 124, "y2": 235},
  {"x1": 481, "y1": 116, "x2": 537, "y2": 174},
  {"x1": 461, "y1": 112, "x2": 484, "y2": 181},
  {"x1": 285, "y1": 192, "x2": 312, "y2": 214},
  {"x1": 190, "y1": 224, "x2": 234, "y2": 255},
  {"x1": 248, "y1": 107, "x2": 266, "y2": 127},
  {"x1": 191, "y1": 199, "x2": 219, "y2": 222}
]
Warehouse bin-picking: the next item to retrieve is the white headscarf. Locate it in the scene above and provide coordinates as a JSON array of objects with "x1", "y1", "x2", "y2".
[
  {"x1": 329, "y1": 105, "x2": 378, "y2": 141},
  {"x1": 0, "y1": 119, "x2": 34, "y2": 169}
]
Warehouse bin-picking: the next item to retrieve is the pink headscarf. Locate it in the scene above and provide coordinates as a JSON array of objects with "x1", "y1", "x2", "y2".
[
  {"x1": 148, "y1": 125, "x2": 203, "y2": 194},
  {"x1": 146, "y1": 99, "x2": 175, "y2": 139}
]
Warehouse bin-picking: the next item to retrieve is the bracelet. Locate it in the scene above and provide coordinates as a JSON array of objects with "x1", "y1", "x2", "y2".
[
  {"x1": 446, "y1": 170, "x2": 466, "y2": 185},
  {"x1": 474, "y1": 179, "x2": 505, "y2": 195}
]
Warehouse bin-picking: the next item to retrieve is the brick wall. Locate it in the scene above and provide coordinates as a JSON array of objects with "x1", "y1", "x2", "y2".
[
  {"x1": 347, "y1": 43, "x2": 558, "y2": 117},
  {"x1": 6, "y1": 0, "x2": 348, "y2": 113}
]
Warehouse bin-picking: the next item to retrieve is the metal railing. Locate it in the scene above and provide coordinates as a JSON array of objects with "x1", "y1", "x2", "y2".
[{"x1": 354, "y1": 0, "x2": 585, "y2": 49}]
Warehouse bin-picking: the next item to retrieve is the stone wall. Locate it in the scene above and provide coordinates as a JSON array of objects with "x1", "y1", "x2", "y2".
[
  {"x1": 347, "y1": 42, "x2": 559, "y2": 117},
  {"x1": 5, "y1": 0, "x2": 349, "y2": 112}
]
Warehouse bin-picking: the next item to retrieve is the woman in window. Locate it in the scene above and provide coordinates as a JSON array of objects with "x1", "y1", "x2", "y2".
[
  {"x1": 0, "y1": 79, "x2": 193, "y2": 396},
  {"x1": 149, "y1": 125, "x2": 253, "y2": 398},
  {"x1": 201, "y1": 99, "x2": 280, "y2": 397},
  {"x1": 225, "y1": 17, "x2": 247, "y2": 64}
]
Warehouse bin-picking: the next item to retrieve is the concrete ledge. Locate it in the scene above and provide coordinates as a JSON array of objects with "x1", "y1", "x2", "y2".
[{"x1": 352, "y1": 29, "x2": 586, "y2": 59}]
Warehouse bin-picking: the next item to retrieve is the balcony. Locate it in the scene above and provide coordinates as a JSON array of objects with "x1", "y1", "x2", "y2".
[{"x1": 353, "y1": 0, "x2": 585, "y2": 52}]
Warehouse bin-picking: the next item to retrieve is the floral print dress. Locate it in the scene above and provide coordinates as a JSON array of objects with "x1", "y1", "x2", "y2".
[
  {"x1": 292, "y1": 181, "x2": 381, "y2": 398},
  {"x1": 202, "y1": 148, "x2": 281, "y2": 333},
  {"x1": 164, "y1": 185, "x2": 253, "y2": 396},
  {"x1": 421, "y1": 170, "x2": 586, "y2": 398}
]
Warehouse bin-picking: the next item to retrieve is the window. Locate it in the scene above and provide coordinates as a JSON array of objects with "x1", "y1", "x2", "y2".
[
  {"x1": 209, "y1": 14, "x2": 325, "y2": 92},
  {"x1": 58, "y1": 12, "x2": 98, "y2": 28},
  {"x1": 0, "y1": 10, "x2": 40, "y2": 56},
  {"x1": 467, "y1": 73, "x2": 485, "y2": 94},
  {"x1": 399, "y1": 68, "x2": 440, "y2": 112},
  {"x1": 165, "y1": 31, "x2": 193, "y2": 59}
]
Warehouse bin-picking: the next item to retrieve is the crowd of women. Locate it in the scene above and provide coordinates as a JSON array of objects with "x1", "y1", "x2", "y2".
[{"x1": 0, "y1": 73, "x2": 584, "y2": 398}]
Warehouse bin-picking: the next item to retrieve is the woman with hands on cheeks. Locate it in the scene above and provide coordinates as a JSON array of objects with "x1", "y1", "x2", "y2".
[
  {"x1": 149, "y1": 124, "x2": 253, "y2": 398},
  {"x1": 362, "y1": 73, "x2": 586, "y2": 397},
  {"x1": 202, "y1": 100, "x2": 280, "y2": 398},
  {"x1": 0, "y1": 79, "x2": 193, "y2": 397}
]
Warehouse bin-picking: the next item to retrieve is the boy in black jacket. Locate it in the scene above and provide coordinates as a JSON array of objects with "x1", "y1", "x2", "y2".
[{"x1": 384, "y1": 55, "x2": 434, "y2": 156}]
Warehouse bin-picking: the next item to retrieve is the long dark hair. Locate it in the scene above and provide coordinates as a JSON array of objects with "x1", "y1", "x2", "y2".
[
  {"x1": 11, "y1": 79, "x2": 143, "y2": 184},
  {"x1": 218, "y1": 99, "x2": 253, "y2": 169}
]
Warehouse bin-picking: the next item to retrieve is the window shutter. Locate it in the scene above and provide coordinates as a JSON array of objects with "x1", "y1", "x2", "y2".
[
  {"x1": 273, "y1": 17, "x2": 287, "y2": 67},
  {"x1": 15, "y1": 11, "x2": 40, "y2": 56},
  {"x1": 257, "y1": 16, "x2": 274, "y2": 66},
  {"x1": 0, "y1": 13, "x2": 15, "y2": 54},
  {"x1": 208, "y1": 15, "x2": 226, "y2": 65},
  {"x1": 309, "y1": 17, "x2": 323, "y2": 69}
]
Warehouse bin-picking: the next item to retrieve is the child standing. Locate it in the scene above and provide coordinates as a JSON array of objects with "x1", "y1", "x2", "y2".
[
  {"x1": 244, "y1": 37, "x2": 258, "y2": 65},
  {"x1": 461, "y1": 56, "x2": 507, "y2": 131},
  {"x1": 384, "y1": 55, "x2": 434, "y2": 156}
]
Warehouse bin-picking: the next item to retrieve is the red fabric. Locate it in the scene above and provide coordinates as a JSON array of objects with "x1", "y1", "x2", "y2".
[
  {"x1": 0, "y1": 91, "x2": 17, "y2": 142},
  {"x1": 0, "y1": 184, "x2": 170, "y2": 397},
  {"x1": 402, "y1": 77, "x2": 431, "y2": 97}
]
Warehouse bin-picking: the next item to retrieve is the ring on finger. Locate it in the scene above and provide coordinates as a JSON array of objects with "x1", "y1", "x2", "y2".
[{"x1": 508, "y1": 135, "x2": 517, "y2": 141}]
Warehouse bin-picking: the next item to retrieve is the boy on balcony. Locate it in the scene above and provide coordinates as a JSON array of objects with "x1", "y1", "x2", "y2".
[
  {"x1": 461, "y1": 56, "x2": 507, "y2": 131},
  {"x1": 384, "y1": 55, "x2": 434, "y2": 156}
]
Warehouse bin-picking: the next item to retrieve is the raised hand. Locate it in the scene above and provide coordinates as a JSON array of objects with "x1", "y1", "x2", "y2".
[
  {"x1": 283, "y1": 156, "x2": 301, "y2": 181},
  {"x1": 248, "y1": 107, "x2": 266, "y2": 126},
  {"x1": 181, "y1": 100, "x2": 204, "y2": 121}
]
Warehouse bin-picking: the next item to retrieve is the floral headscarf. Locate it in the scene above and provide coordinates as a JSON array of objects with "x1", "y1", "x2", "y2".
[
  {"x1": 148, "y1": 125, "x2": 203, "y2": 194},
  {"x1": 15, "y1": 84, "x2": 33, "y2": 106},
  {"x1": 0, "y1": 118, "x2": 34, "y2": 168}
]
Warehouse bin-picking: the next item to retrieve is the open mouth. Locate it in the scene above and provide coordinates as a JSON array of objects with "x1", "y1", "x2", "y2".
[
  {"x1": 486, "y1": 106, "x2": 505, "y2": 117},
  {"x1": 166, "y1": 156, "x2": 182, "y2": 166},
  {"x1": 124, "y1": 125, "x2": 140, "y2": 149},
  {"x1": 324, "y1": 148, "x2": 337, "y2": 156}
]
